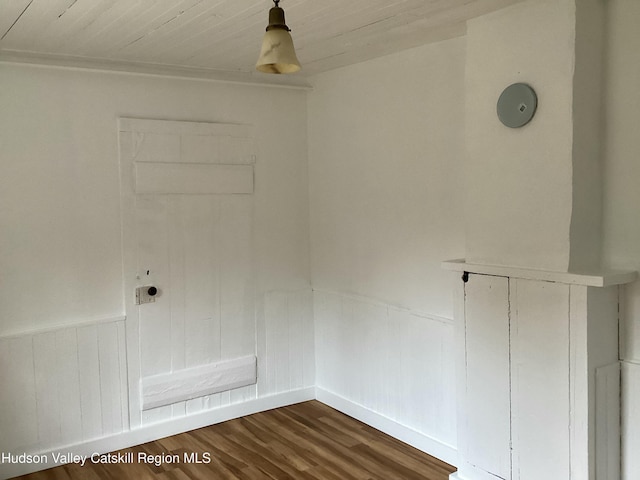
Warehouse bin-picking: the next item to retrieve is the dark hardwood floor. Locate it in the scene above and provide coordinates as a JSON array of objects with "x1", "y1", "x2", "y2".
[{"x1": 12, "y1": 401, "x2": 456, "y2": 480}]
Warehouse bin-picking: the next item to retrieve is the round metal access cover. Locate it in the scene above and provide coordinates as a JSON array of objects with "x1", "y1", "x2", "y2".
[{"x1": 497, "y1": 83, "x2": 537, "y2": 128}]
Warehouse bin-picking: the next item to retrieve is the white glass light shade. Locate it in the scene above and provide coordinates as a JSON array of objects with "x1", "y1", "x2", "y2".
[{"x1": 256, "y1": 29, "x2": 301, "y2": 74}]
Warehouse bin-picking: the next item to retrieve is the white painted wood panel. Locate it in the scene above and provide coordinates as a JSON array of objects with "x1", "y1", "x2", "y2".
[
  {"x1": 396, "y1": 308, "x2": 457, "y2": 443},
  {"x1": 313, "y1": 289, "x2": 343, "y2": 394},
  {"x1": 443, "y1": 259, "x2": 637, "y2": 287},
  {"x1": 142, "y1": 356, "x2": 257, "y2": 410},
  {"x1": 134, "y1": 132, "x2": 181, "y2": 164},
  {"x1": 90, "y1": 0, "x2": 206, "y2": 57},
  {"x1": 357, "y1": 299, "x2": 387, "y2": 414},
  {"x1": 584, "y1": 286, "x2": 623, "y2": 480},
  {"x1": 569, "y1": 285, "x2": 620, "y2": 480},
  {"x1": 182, "y1": 195, "x2": 220, "y2": 371},
  {"x1": 134, "y1": 162, "x2": 254, "y2": 195},
  {"x1": 287, "y1": 293, "x2": 305, "y2": 392},
  {"x1": 98, "y1": 322, "x2": 125, "y2": 436},
  {"x1": 181, "y1": 135, "x2": 256, "y2": 165},
  {"x1": 260, "y1": 289, "x2": 315, "y2": 397},
  {"x1": 463, "y1": 274, "x2": 511, "y2": 480},
  {"x1": 76, "y1": 325, "x2": 104, "y2": 440},
  {"x1": 127, "y1": 119, "x2": 255, "y2": 168},
  {"x1": 55, "y1": 328, "x2": 82, "y2": 445},
  {"x1": 24, "y1": 0, "x2": 115, "y2": 52},
  {"x1": 622, "y1": 361, "x2": 640, "y2": 480},
  {"x1": 121, "y1": 118, "x2": 259, "y2": 427},
  {"x1": 0, "y1": 319, "x2": 127, "y2": 455},
  {"x1": 116, "y1": 321, "x2": 130, "y2": 432},
  {"x1": 1, "y1": 0, "x2": 522, "y2": 77},
  {"x1": 219, "y1": 195, "x2": 255, "y2": 360},
  {"x1": 596, "y1": 363, "x2": 621, "y2": 480},
  {"x1": 0, "y1": 337, "x2": 10, "y2": 451},
  {"x1": 33, "y1": 332, "x2": 62, "y2": 448},
  {"x1": 568, "y1": 284, "x2": 590, "y2": 478},
  {"x1": 69, "y1": 1, "x2": 174, "y2": 56},
  {"x1": 510, "y1": 279, "x2": 570, "y2": 480},
  {"x1": 119, "y1": 128, "x2": 144, "y2": 429},
  {"x1": 0, "y1": 0, "x2": 70, "y2": 48},
  {"x1": 0, "y1": 0, "x2": 34, "y2": 42},
  {"x1": 166, "y1": 196, "x2": 187, "y2": 420},
  {"x1": 0, "y1": 335, "x2": 38, "y2": 452},
  {"x1": 137, "y1": 195, "x2": 173, "y2": 379},
  {"x1": 264, "y1": 291, "x2": 289, "y2": 396},
  {"x1": 313, "y1": 289, "x2": 456, "y2": 449},
  {"x1": 122, "y1": 118, "x2": 255, "y2": 139},
  {"x1": 453, "y1": 270, "x2": 628, "y2": 480}
]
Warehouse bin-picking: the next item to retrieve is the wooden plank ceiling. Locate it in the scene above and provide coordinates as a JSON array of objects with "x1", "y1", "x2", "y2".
[{"x1": 0, "y1": 0, "x2": 522, "y2": 79}]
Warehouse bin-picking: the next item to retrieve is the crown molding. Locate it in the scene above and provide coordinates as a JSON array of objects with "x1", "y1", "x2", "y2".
[{"x1": 0, "y1": 49, "x2": 312, "y2": 90}]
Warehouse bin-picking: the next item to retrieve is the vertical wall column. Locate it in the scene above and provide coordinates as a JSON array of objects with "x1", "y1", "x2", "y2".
[
  {"x1": 464, "y1": 0, "x2": 605, "y2": 273},
  {"x1": 457, "y1": 0, "x2": 624, "y2": 475}
]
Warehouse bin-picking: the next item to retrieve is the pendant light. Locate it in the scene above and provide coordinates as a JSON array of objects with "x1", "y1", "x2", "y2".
[{"x1": 256, "y1": 0, "x2": 301, "y2": 74}]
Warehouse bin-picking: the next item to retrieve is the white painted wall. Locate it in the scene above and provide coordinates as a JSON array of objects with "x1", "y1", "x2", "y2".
[
  {"x1": 463, "y1": 1, "x2": 639, "y2": 477},
  {"x1": 465, "y1": 0, "x2": 576, "y2": 272},
  {"x1": 0, "y1": 65, "x2": 310, "y2": 336},
  {"x1": 308, "y1": 37, "x2": 466, "y2": 319},
  {"x1": 603, "y1": 0, "x2": 640, "y2": 362},
  {"x1": 308, "y1": 37, "x2": 466, "y2": 454},
  {"x1": 0, "y1": 319, "x2": 127, "y2": 454},
  {"x1": 0, "y1": 64, "x2": 313, "y2": 471},
  {"x1": 570, "y1": 0, "x2": 606, "y2": 272},
  {"x1": 602, "y1": 0, "x2": 640, "y2": 478},
  {"x1": 314, "y1": 290, "x2": 457, "y2": 463}
]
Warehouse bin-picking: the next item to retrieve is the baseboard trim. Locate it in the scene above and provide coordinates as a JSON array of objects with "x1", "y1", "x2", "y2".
[
  {"x1": 0, "y1": 387, "x2": 315, "y2": 480},
  {"x1": 315, "y1": 387, "x2": 459, "y2": 467}
]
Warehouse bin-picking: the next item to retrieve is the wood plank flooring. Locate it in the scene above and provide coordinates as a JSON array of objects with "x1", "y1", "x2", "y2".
[{"x1": 12, "y1": 401, "x2": 456, "y2": 480}]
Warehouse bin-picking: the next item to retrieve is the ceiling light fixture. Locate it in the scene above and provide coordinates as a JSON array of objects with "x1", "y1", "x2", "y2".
[{"x1": 256, "y1": 0, "x2": 301, "y2": 74}]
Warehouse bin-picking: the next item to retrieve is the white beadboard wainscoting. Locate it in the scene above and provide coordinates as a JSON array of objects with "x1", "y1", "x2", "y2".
[
  {"x1": 0, "y1": 288, "x2": 316, "y2": 479},
  {"x1": 313, "y1": 289, "x2": 458, "y2": 466},
  {"x1": 0, "y1": 317, "x2": 128, "y2": 456},
  {"x1": 622, "y1": 361, "x2": 640, "y2": 479},
  {"x1": 136, "y1": 289, "x2": 316, "y2": 428},
  {"x1": 258, "y1": 289, "x2": 316, "y2": 397}
]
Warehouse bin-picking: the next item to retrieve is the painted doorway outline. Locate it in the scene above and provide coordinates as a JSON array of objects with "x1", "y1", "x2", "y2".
[{"x1": 118, "y1": 117, "x2": 256, "y2": 428}]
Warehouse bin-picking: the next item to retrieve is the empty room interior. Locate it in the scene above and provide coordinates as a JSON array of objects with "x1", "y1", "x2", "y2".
[{"x1": 1, "y1": 0, "x2": 640, "y2": 479}]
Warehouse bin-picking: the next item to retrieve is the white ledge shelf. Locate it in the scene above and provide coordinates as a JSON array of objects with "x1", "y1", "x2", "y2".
[{"x1": 442, "y1": 259, "x2": 638, "y2": 287}]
